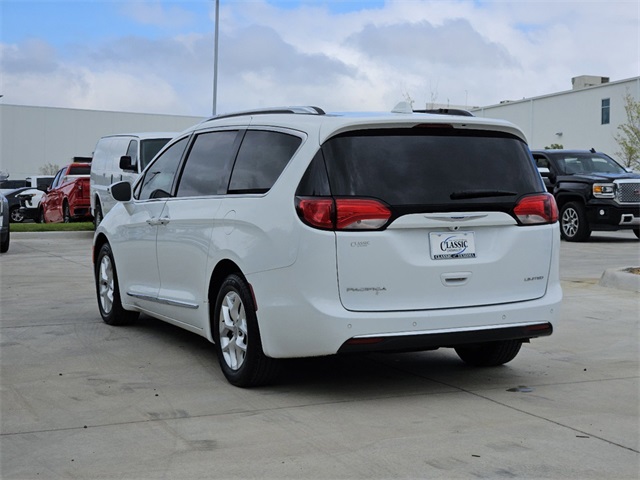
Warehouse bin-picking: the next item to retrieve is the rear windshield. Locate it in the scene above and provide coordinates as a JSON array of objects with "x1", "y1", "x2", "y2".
[
  {"x1": 68, "y1": 165, "x2": 91, "y2": 175},
  {"x1": 321, "y1": 128, "x2": 542, "y2": 210}
]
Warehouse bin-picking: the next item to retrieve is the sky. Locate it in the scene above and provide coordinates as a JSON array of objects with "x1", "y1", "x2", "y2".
[{"x1": 1, "y1": 0, "x2": 639, "y2": 117}]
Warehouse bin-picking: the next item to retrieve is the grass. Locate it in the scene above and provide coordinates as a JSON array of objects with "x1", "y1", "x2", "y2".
[{"x1": 11, "y1": 222, "x2": 94, "y2": 232}]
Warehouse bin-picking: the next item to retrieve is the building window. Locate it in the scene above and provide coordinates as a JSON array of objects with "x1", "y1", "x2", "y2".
[{"x1": 601, "y1": 98, "x2": 610, "y2": 125}]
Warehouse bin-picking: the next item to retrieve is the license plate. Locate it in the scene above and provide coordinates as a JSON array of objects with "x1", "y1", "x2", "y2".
[{"x1": 429, "y1": 232, "x2": 476, "y2": 260}]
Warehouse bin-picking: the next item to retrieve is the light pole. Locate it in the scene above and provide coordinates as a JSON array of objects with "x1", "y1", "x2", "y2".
[{"x1": 212, "y1": 0, "x2": 219, "y2": 116}]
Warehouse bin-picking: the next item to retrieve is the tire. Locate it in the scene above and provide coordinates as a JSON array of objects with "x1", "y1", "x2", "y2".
[
  {"x1": 560, "y1": 201, "x2": 591, "y2": 241},
  {"x1": 455, "y1": 340, "x2": 523, "y2": 367},
  {"x1": 634, "y1": 229, "x2": 640, "y2": 240},
  {"x1": 213, "y1": 274, "x2": 280, "y2": 387},
  {"x1": 0, "y1": 231, "x2": 9, "y2": 253},
  {"x1": 38, "y1": 208, "x2": 46, "y2": 224},
  {"x1": 9, "y1": 207, "x2": 24, "y2": 223},
  {"x1": 62, "y1": 202, "x2": 71, "y2": 223},
  {"x1": 95, "y1": 242, "x2": 139, "y2": 326},
  {"x1": 94, "y1": 202, "x2": 103, "y2": 229}
]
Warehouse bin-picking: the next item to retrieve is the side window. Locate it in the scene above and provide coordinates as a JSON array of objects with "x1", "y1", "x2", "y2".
[
  {"x1": 228, "y1": 130, "x2": 302, "y2": 194},
  {"x1": 176, "y1": 131, "x2": 239, "y2": 197},
  {"x1": 126, "y1": 140, "x2": 139, "y2": 169},
  {"x1": 51, "y1": 169, "x2": 64, "y2": 189},
  {"x1": 136, "y1": 137, "x2": 188, "y2": 200},
  {"x1": 533, "y1": 155, "x2": 549, "y2": 169}
]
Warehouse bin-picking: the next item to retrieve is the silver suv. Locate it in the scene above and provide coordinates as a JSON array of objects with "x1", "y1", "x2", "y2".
[{"x1": 94, "y1": 104, "x2": 562, "y2": 387}]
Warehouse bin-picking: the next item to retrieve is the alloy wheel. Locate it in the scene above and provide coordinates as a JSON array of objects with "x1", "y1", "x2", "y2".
[
  {"x1": 98, "y1": 254, "x2": 115, "y2": 315},
  {"x1": 219, "y1": 291, "x2": 248, "y2": 371}
]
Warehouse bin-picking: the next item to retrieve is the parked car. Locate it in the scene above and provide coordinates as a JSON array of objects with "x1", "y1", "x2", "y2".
[
  {"x1": 94, "y1": 104, "x2": 562, "y2": 387},
  {"x1": 0, "y1": 179, "x2": 28, "y2": 195},
  {"x1": 3, "y1": 187, "x2": 33, "y2": 223},
  {"x1": 90, "y1": 133, "x2": 175, "y2": 227},
  {"x1": 16, "y1": 175, "x2": 55, "y2": 223},
  {"x1": 531, "y1": 149, "x2": 640, "y2": 241},
  {"x1": 0, "y1": 193, "x2": 9, "y2": 253},
  {"x1": 40, "y1": 163, "x2": 92, "y2": 223}
]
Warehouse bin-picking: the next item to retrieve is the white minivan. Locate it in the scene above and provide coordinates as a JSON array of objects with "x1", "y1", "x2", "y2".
[
  {"x1": 90, "y1": 133, "x2": 175, "y2": 226},
  {"x1": 94, "y1": 105, "x2": 562, "y2": 387}
]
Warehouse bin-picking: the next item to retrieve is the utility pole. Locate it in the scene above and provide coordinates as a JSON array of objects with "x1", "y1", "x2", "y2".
[{"x1": 212, "y1": 0, "x2": 219, "y2": 116}]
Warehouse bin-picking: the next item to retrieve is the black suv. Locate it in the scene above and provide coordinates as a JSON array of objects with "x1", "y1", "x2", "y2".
[{"x1": 531, "y1": 149, "x2": 640, "y2": 241}]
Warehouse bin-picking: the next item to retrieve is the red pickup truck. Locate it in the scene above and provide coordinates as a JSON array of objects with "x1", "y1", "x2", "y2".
[{"x1": 39, "y1": 163, "x2": 92, "y2": 223}]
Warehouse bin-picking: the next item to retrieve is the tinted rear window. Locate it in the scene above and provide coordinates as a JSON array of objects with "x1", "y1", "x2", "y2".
[
  {"x1": 69, "y1": 165, "x2": 91, "y2": 175},
  {"x1": 228, "y1": 130, "x2": 302, "y2": 194},
  {"x1": 321, "y1": 128, "x2": 541, "y2": 209}
]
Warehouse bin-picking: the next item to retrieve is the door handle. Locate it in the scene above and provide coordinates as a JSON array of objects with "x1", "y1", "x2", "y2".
[{"x1": 146, "y1": 217, "x2": 170, "y2": 226}]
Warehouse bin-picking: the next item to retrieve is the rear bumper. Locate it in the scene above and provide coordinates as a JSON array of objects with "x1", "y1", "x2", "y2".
[{"x1": 338, "y1": 322, "x2": 552, "y2": 354}]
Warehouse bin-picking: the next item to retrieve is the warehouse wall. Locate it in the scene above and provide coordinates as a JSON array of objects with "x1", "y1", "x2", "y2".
[
  {"x1": 0, "y1": 104, "x2": 203, "y2": 179},
  {"x1": 473, "y1": 77, "x2": 640, "y2": 158}
]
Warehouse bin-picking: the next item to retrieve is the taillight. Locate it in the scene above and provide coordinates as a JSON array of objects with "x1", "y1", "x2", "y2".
[
  {"x1": 296, "y1": 197, "x2": 392, "y2": 230},
  {"x1": 513, "y1": 193, "x2": 558, "y2": 225}
]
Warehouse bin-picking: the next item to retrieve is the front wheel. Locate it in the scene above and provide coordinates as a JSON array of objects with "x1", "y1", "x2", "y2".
[
  {"x1": 95, "y1": 243, "x2": 139, "y2": 326},
  {"x1": 560, "y1": 202, "x2": 590, "y2": 241},
  {"x1": 10, "y1": 207, "x2": 24, "y2": 223},
  {"x1": 38, "y1": 208, "x2": 46, "y2": 224},
  {"x1": 213, "y1": 274, "x2": 280, "y2": 387},
  {"x1": 455, "y1": 340, "x2": 523, "y2": 367},
  {"x1": 633, "y1": 229, "x2": 640, "y2": 240},
  {"x1": 62, "y1": 202, "x2": 71, "y2": 223}
]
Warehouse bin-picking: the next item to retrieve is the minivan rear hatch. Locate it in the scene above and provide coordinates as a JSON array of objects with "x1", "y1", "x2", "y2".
[{"x1": 318, "y1": 126, "x2": 555, "y2": 312}]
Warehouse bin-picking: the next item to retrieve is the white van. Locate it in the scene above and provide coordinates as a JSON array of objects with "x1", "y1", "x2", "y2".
[{"x1": 90, "y1": 133, "x2": 175, "y2": 226}]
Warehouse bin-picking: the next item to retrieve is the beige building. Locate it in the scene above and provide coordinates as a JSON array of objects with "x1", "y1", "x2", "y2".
[
  {"x1": 473, "y1": 76, "x2": 640, "y2": 157},
  {"x1": 0, "y1": 104, "x2": 203, "y2": 179}
]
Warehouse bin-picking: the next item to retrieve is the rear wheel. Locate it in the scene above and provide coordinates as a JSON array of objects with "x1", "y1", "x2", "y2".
[
  {"x1": 0, "y1": 230, "x2": 9, "y2": 253},
  {"x1": 213, "y1": 274, "x2": 280, "y2": 387},
  {"x1": 560, "y1": 202, "x2": 590, "y2": 241},
  {"x1": 94, "y1": 201, "x2": 103, "y2": 229},
  {"x1": 455, "y1": 340, "x2": 523, "y2": 367},
  {"x1": 38, "y1": 208, "x2": 46, "y2": 224},
  {"x1": 95, "y1": 243, "x2": 138, "y2": 326}
]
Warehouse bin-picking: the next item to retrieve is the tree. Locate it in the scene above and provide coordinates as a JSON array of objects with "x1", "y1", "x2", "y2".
[
  {"x1": 614, "y1": 92, "x2": 640, "y2": 171},
  {"x1": 39, "y1": 162, "x2": 60, "y2": 175}
]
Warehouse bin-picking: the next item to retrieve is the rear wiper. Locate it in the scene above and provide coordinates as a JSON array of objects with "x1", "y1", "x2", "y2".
[{"x1": 450, "y1": 190, "x2": 518, "y2": 200}]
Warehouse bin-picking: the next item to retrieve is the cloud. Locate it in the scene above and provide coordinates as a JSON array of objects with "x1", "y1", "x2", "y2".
[
  {"x1": 1, "y1": 0, "x2": 637, "y2": 115},
  {"x1": 346, "y1": 19, "x2": 518, "y2": 69}
]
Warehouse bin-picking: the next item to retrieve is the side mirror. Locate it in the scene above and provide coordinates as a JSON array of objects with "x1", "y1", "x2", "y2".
[
  {"x1": 119, "y1": 155, "x2": 136, "y2": 172},
  {"x1": 109, "y1": 181, "x2": 132, "y2": 202}
]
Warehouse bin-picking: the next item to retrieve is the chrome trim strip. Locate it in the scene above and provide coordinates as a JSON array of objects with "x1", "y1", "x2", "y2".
[{"x1": 127, "y1": 292, "x2": 199, "y2": 309}]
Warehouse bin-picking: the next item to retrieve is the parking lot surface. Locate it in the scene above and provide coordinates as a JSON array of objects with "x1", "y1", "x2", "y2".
[{"x1": 1, "y1": 231, "x2": 639, "y2": 479}]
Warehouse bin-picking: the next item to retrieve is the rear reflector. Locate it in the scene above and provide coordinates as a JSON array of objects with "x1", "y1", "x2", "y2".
[
  {"x1": 513, "y1": 193, "x2": 558, "y2": 225},
  {"x1": 296, "y1": 197, "x2": 391, "y2": 231}
]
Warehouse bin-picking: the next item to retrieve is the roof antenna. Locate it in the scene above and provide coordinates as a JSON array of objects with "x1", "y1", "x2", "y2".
[
  {"x1": 391, "y1": 101, "x2": 413, "y2": 114},
  {"x1": 590, "y1": 147, "x2": 596, "y2": 153}
]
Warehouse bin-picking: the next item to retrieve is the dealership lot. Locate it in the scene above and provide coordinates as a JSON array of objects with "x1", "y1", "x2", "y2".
[{"x1": 1, "y1": 231, "x2": 638, "y2": 479}]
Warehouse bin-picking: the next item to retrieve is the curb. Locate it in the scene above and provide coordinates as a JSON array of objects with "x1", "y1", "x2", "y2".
[
  {"x1": 599, "y1": 267, "x2": 640, "y2": 293},
  {"x1": 12, "y1": 231, "x2": 94, "y2": 240}
]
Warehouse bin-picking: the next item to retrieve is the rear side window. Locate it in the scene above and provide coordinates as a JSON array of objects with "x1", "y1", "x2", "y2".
[
  {"x1": 228, "y1": 130, "x2": 302, "y2": 194},
  {"x1": 321, "y1": 128, "x2": 542, "y2": 210},
  {"x1": 177, "y1": 131, "x2": 239, "y2": 197},
  {"x1": 126, "y1": 140, "x2": 139, "y2": 169}
]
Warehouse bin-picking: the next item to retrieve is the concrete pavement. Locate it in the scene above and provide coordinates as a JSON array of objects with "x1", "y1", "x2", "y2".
[{"x1": 1, "y1": 230, "x2": 638, "y2": 479}]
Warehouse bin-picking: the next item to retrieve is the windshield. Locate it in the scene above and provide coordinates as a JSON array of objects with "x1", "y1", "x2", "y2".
[{"x1": 556, "y1": 153, "x2": 626, "y2": 175}]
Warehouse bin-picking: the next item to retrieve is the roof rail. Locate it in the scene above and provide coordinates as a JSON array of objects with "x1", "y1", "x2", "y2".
[
  {"x1": 414, "y1": 108, "x2": 475, "y2": 117},
  {"x1": 204, "y1": 106, "x2": 325, "y2": 122}
]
